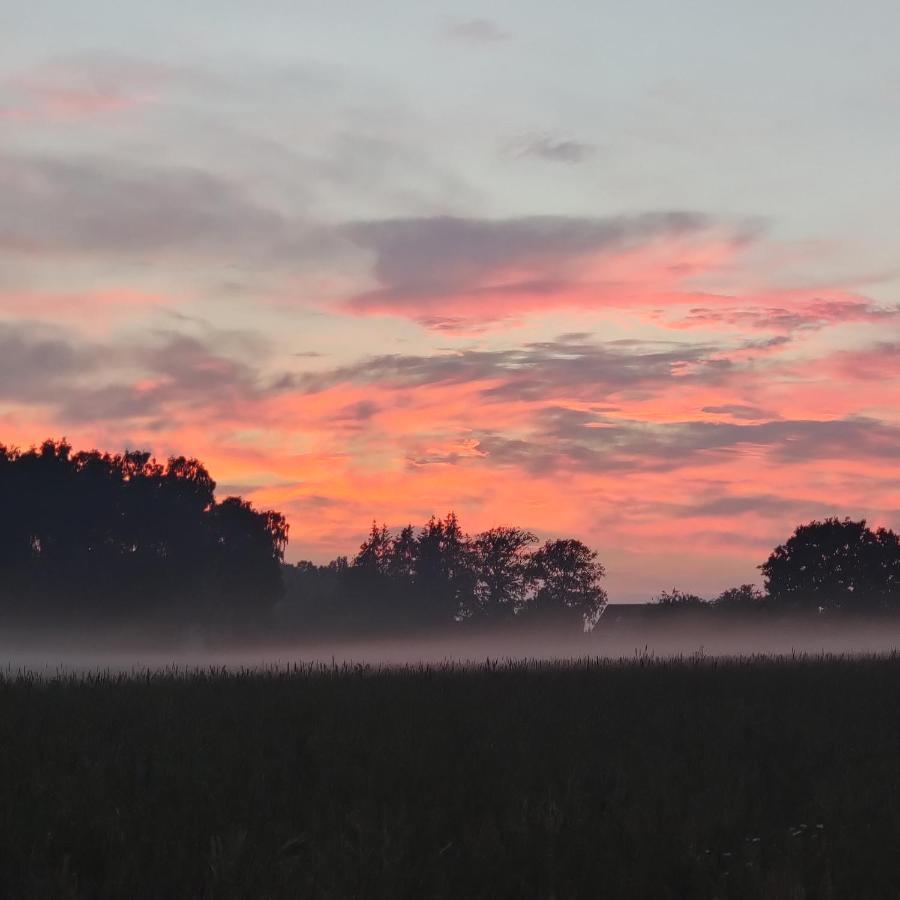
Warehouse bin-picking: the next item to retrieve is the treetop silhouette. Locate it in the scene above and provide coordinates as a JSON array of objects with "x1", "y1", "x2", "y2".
[
  {"x1": 760, "y1": 517, "x2": 900, "y2": 611},
  {"x1": 0, "y1": 439, "x2": 287, "y2": 625}
]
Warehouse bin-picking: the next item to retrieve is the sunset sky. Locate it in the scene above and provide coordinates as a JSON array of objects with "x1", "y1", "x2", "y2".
[{"x1": 2, "y1": 1, "x2": 898, "y2": 599}]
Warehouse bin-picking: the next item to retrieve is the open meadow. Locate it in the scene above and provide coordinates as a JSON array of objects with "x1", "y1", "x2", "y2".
[{"x1": 3, "y1": 654, "x2": 900, "y2": 898}]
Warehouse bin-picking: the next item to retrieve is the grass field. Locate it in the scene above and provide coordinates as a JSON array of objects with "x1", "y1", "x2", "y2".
[{"x1": 3, "y1": 655, "x2": 900, "y2": 898}]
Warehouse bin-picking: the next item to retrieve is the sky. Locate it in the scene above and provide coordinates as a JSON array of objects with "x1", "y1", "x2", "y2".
[{"x1": 1, "y1": 1, "x2": 898, "y2": 600}]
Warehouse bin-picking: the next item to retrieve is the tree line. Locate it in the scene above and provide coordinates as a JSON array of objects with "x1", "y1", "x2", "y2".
[
  {"x1": 280, "y1": 515, "x2": 607, "y2": 634},
  {"x1": 0, "y1": 440, "x2": 897, "y2": 632},
  {"x1": 283, "y1": 516, "x2": 900, "y2": 633},
  {"x1": 649, "y1": 517, "x2": 900, "y2": 614}
]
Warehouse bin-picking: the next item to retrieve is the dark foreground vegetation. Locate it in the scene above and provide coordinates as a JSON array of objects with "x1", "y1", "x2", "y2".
[{"x1": 5, "y1": 655, "x2": 900, "y2": 899}]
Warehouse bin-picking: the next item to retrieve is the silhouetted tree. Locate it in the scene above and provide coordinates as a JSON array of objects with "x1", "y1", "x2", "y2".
[
  {"x1": 524, "y1": 539, "x2": 607, "y2": 628},
  {"x1": 0, "y1": 440, "x2": 288, "y2": 625},
  {"x1": 713, "y1": 584, "x2": 765, "y2": 611},
  {"x1": 760, "y1": 518, "x2": 900, "y2": 612},
  {"x1": 342, "y1": 522, "x2": 406, "y2": 629},
  {"x1": 651, "y1": 589, "x2": 708, "y2": 608},
  {"x1": 353, "y1": 522, "x2": 394, "y2": 576},
  {"x1": 470, "y1": 526, "x2": 537, "y2": 619},
  {"x1": 278, "y1": 515, "x2": 608, "y2": 634},
  {"x1": 205, "y1": 497, "x2": 289, "y2": 623},
  {"x1": 414, "y1": 513, "x2": 475, "y2": 623},
  {"x1": 385, "y1": 526, "x2": 415, "y2": 578}
]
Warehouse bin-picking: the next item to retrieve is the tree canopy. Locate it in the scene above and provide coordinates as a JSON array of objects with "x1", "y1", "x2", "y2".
[
  {"x1": 642, "y1": 520, "x2": 898, "y2": 615},
  {"x1": 0, "y1": 440, "x2": 287, "y2": 625},
  {"x1": 281, "y1": 515, "x2": 607, "y2": 633},
  {"x1": 760, "y1": 517, "x2": 900, "y2": 612}
]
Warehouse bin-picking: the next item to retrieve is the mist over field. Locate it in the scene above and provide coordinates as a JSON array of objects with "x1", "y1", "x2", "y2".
[{"x1": 6, "y1": 612, "x2": 900, "y2": 674}]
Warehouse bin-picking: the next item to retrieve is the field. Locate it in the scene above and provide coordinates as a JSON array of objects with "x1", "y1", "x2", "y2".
[{"x1": 3, "y1": 655, "x2": 900, "y2": 899}]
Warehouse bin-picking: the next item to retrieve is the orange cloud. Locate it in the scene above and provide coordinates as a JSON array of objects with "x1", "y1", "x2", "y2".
[{"x1": 0, "y1": 288, "x2": 169, "y2": 324}]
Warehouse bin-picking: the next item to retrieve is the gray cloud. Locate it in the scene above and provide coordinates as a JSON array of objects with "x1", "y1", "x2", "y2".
[
  {"x1": 291, "y1": 335, "x2": 733, "y2": 401},
  {"x1": 334, "y1": 399, "x2": 380, "y2": 423},
  {"x1": 137, "y1": 333, "x2": 261, "y2": 394},
  {"x1": 670, "y1": 300, "x2": 900, "y2": 333},
  {"x1": 407, "y1": 446, "x2": 485, "y2": 468},
  {"x1": 0, "y1": 152, "x2": 298, "y2": 262},
  {"x1": 0, "y1": 146, "x2": 766, "y2": 333},
  {"x1": 681, "y1": 494, "x2": 802, "y2": 517},
  {"x1": 470, "y1": 415, "x2": 900, "y2": 477},
  {"x1": 288, "y1": 494, "x2": 345, "y2": 511},
  {"x1": 0, "y1": 323, "x2": 94, "y2": 401},
  {"x1": 511, "y1": 412, "x2": 900, "y2": 474},
  {"x1": 342, "y1": 211, "x2": 739, "y2": 316},
  {"x1": 508, "y1": 134, "x2": 596, "y2": 164},
  {"x1": 442, "y1": 18, "x2": 509, "y2": 42},
  {"x1": 702, "y1": 404, "x2": 780, "y2": 420},
  {"x1": 0, "y1": 321, "x2": 277, "y2": 424}
]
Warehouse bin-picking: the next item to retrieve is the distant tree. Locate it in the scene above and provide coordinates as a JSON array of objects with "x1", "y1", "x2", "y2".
[
  {"x1": 353, "y1": 522, "x2": 394, "y2": 575},
  {"x1": 470, "y1": 526, "x2": 537, "y2": 619},
  {"x1": 277, "y1": 515, "x2": 608, "y2": 635},
  {"x1": 205, "y1": 497, "x2": 289, "y2": 622},
  {"x1": 414, "y1": 513, "x2": 475, "y2": 623},
  {"x1": 525, "y1": 539, "x2": 607, "y2": 628},
  {"x1": 713, "y1": 584, "x2": 765, "y2": 612},
  {"x1": 345, "y1": 523, "x2": 407, "y2": 628},
  {"x1": 651, "y1": 588, "x2": 708, "y2": 608},
  {"x1": 386, "y1": 525, "x2": 417, "y2": 581},
  {"x1": 328, "y1": 555, "x2": 350, "y2": 573},
  {"x1": 760, "y1": 518, "x2": 900, "y2": 612}
]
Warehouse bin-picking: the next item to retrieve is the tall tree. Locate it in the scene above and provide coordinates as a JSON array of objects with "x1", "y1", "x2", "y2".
[
  {"x1": 353, "y1": 522, "x2": 394, "y2": 576},
  {"x1": 651, "y1": 589, "x2": 707, "y2": 608},
  {"x1": 386, "y1": 525, "x2": 417, "y2": 581},
  {"x1": 760, "y1": 517, "x2": 900, "y2": 611},
  {"x1": 525, "y1": 539, "x2": 607, "y2": 628},
  {"x1": 206, "y1": 497, "x2": 289, "y2": 623},
  {"x1": 414, "y1": 513, "x2": 475, "y2": 623},
  {"x1": 713, "y1": 584, "x2": 765, "y2": 611},
  {"x1": 470, "y1": 526, "x2": 537, "y2": 619}
]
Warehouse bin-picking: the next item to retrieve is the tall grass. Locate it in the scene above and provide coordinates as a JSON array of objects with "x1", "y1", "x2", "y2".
[{"x1": 2, "y1": 654, "x2": 899, "y2": 898}]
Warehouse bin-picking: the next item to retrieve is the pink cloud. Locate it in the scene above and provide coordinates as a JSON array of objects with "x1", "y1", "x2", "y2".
[
  {"x1": 820, "y1": 341, "x2": 900, "y2": 382},
  {"x1": 0, "y1": 71, "x2": 148, "y2": 122}
]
